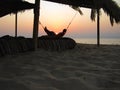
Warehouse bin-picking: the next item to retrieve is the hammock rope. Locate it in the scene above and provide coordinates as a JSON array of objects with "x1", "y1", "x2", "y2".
[
  {"x1": 39, "y1": 11, "x2": 78, "y2": 30},
  {"x1": 66, "y1": 11, "x2": 78, "y2": 29},
  {"x1": 39, "y1": 21, "x2": 44, "y2": 29}
]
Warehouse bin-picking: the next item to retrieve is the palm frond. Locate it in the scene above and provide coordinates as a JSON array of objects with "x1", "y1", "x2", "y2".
[
  {"x1": 44, "y1": 0, "x2": 120, "y2": 26},
  {"x1": 70, "y1": 6, "x2": 83, "y2": 15},
  {"x1": 102, "y1": 0, "x2": 120, "y2": 25},
  {"x1": 0, "y1": 0, "x2": 34, "y2": 17},
  {"x1": 90, "y1": 9, "x2": 97, "y2": 21},
  {"x1": 110, "y1": 15, "x2": 114, "y2": 26}
]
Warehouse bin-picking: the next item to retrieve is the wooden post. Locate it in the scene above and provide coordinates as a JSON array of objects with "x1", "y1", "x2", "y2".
[
  {"x1": 15, "y1": 12, "x2": 18, "y2": 37},
  {"x1": 33, "y1": 0, "x2": 40, "y2": 50},
  {"x1": 97, "y1": 9, "x2": 100, "y2": 46}
]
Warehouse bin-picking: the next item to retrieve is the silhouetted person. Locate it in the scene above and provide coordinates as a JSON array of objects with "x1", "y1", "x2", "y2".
[
  {"x1": 44, "y1": 27, "x2": 56, "y2": 37},
  {"x1": 44, "y1": 27, "x2": 67, "y2": 38},
  {"x1": 56, "y1": 29, "x2": 67, "y2": 38}
]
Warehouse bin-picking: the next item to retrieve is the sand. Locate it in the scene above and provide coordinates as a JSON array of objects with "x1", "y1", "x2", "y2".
[{"x1": 0, "y1": 43, "x2": 120, "y2": 90}]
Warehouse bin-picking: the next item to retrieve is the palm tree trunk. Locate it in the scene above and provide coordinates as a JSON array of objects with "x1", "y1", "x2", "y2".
[
  {"x1": 15, "y1": 12, "x2": 18, "y2": 37},
  {"x1": 33, "y1": 0, "x2": 40, "y2": 50},
  {"x1": 97, "y1": 9, "x2": 100, "y2": 46}
]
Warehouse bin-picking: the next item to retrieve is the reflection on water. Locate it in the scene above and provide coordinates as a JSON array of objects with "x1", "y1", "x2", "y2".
[{"x1": 74, "y1": 38, "x2": 120, "y2": 45}]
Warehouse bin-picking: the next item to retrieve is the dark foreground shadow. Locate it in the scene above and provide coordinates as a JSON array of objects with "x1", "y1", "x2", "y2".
[
  {"x1": 0, "y1": 35, "x2": 76, "y2": 57},
  {"x1": 0, "y1": 79, "x2": 29, "y2": 90}
]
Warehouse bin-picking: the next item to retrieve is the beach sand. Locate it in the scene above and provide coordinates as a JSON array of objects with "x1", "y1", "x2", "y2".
[{"x1": 0, "y1": 43, "x2": 120, "y2": 90}]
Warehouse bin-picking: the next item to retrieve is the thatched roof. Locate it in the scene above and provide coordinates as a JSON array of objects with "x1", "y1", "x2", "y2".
[
  {"x1": 44, "y1": 0, "x2": 120, "y2": 24},
  {"x1": 44, "y1": 0, "x2": 96, "y2": 9},
  {"x1": 0, "y1": 0, "x2": 34, "y2": 17}
]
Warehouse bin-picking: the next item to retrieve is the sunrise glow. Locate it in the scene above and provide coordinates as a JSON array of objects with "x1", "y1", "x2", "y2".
[{"x1": 0, "y1": 0, "x2": 120, "y2": 38}]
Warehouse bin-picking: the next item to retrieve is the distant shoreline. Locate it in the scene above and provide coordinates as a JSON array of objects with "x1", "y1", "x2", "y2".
[{"x1": 74, "y1": 38, "x2": 120, "y2": 45}]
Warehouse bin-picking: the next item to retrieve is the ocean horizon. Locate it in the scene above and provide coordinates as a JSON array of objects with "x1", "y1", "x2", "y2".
[
  {"x1": 74, "y1": 38, "x2": 120, "y2": 45},
  {"x1": 0, "y1": 34, "x2": 120, "y2": 45}
]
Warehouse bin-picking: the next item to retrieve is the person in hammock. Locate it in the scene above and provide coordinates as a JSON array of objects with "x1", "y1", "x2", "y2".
[
  {"x1": 56, "y1": 29, "x2": 67, "y2": 38},
  {"x1": 44, "y1": 27, "x2": 67, "y2": 38},
  {"x1": 44, "y1": 27, "x2": 56, "y2": 37}
]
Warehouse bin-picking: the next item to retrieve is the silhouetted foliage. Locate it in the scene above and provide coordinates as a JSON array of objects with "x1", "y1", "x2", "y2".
[
  {"x1": 0, "y1": 0, "x2": 34, "y2": 17},
  {"x1": 44, "y1": 0, "x2": 120, "y2": 25}
]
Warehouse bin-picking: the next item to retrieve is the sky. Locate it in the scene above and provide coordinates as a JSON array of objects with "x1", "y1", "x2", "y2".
[{"x1": 0, "y1": 0, "x2": 120, "y2": 38}]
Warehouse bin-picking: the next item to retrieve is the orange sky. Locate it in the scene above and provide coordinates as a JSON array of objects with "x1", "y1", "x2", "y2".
[{"x1": 0, "y1": 0, "x2": 120, "y2": 38}]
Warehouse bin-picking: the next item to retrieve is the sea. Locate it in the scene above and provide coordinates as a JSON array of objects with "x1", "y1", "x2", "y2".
[{"x1": 74, "y1": 38, "x2": 120, "y2": 45}]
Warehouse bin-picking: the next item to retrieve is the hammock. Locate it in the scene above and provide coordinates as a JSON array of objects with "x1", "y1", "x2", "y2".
[{"x1": 39, "y1": 11, "x2": 78, "y2": 30}]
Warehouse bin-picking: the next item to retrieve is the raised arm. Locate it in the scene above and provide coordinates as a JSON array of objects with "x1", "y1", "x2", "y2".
[{"x1": 44, "y1": 27, "x2": 56, "y2": 36}]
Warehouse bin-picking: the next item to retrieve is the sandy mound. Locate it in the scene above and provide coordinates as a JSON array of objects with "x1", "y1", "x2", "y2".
[{"x1": 0, "y1": 44, "x2": 120, "y2": 90}]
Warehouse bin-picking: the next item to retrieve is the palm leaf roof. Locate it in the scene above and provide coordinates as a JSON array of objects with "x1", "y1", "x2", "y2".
[
  {"x1": 44, "y1": 0, "x2": 120, "y2": 24},
  {"x1": 0, "y1": 0, "x2": 34, "y2": 17}
]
